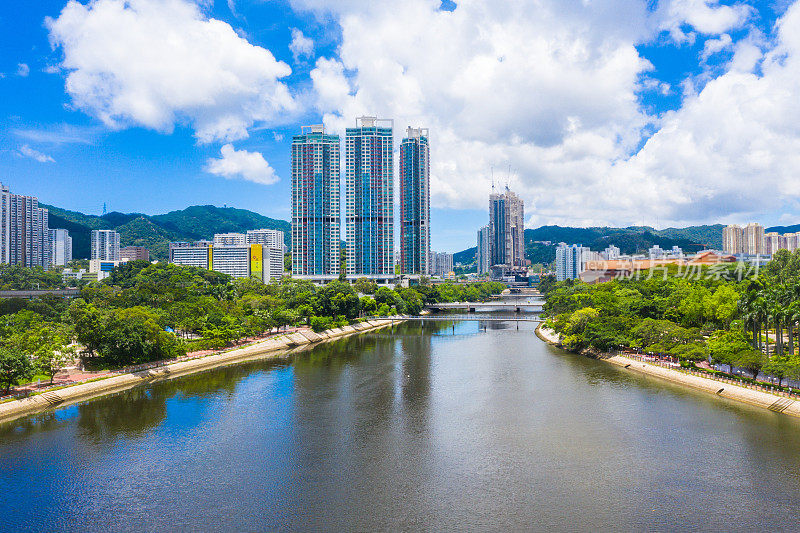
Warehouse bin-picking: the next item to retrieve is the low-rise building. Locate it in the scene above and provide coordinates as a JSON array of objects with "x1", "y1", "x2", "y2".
[
  {"x1": 580, "y1": 250, "x2": 737, "y2": 283},
  {"x1": 120, "y1": 246, "x2": 150, "y2": 262},
  {"x1": 62, "y1": 268, "x2": 97, "y2": 283},
  {"x1": 89, "y1": 258, "x2": 129, "y2": 280}
]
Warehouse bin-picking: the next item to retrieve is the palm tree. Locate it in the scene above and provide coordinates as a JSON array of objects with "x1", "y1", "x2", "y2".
[
  {"x1": 789, "y1": 303, "x2": 800, "y2": 357},
  {"x1": 755, "y1": 297, "x2": 769, "y2": 355}
]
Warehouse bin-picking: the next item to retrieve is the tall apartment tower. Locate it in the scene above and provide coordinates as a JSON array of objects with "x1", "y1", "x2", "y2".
[
  {"x1": 292, "y1": 125, "x2": 340, "y2": 277},
  {"x1": 722, "y1": 225, "x2": 744, "y2": 254},
  {"x1": 345, "y1": 116, "x2": 394, "y2": 277},
  {"x1": 50, "y1": 228, "x2": 72, "y2": 266},
  {"x1": 555, "y1": 243, "x2": 584, "y2": 281},
  {"x1": 430, "y1": 251, "x2": 454, "y2": 277},
  {"x1": 477, "y1": 225, "x2": 490, "y2": 276},
  {"x1": 399, "y1": 127, "x2": 430, "y2": 275},
  {"x1": 0, "y1": 183, "x2": 51, "y2": 269},
  {"x1": 488, "y1": 186, "x2": 525, "y2": 267},
  {"x1": 91, "y1": 229, "x2": 120, "y2": 260},
  {"x1": 742, "y1": 223, "x2": 765, "y2": 255}
]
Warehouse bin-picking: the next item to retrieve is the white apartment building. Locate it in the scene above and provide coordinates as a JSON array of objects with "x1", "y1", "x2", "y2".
[
  {"x1": 556, "y1": 243, "x2": 587, "y2": 281},
  {"x1": 91, "y1": 229, "x2": 120, "y2": 260},
  {"x1": 602, "y1": 245, "x2": 620, "y2": 260},
  {"x1": 648, "y1": 245, "x2": 665, "y2": 259},
  {"x1": 477, "y1": 225, "x2": 490, "y2": 275},
  {"x1": 246, "y1": 229, "x2": 285, "y2": 254},
  {"x1": 50, "y1": 228, "x2": 72, "y2": 266},
  {"x1": 430, "y1": 251, "x2": 454, "y2": 277},
  {"x1": 213, "y1": 232, "x2": 247, "y2": 246},
  {"x1": 170, "y1": 241, "x2": 283, "y2": 282}
]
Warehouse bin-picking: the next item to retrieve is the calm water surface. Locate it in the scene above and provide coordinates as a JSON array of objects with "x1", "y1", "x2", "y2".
[{"x1": 2, "y1": 319, "x2": 800, "y2": 531}]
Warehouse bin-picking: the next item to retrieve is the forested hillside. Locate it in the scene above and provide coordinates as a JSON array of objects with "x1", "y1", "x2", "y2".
[{"x1": 44, "y1": 204, "x2": 291, "y2": 261}]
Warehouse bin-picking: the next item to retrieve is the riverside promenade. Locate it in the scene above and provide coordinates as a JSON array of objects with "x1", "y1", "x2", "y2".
[
  {"x1": 536, "y1": 325, "x2": 800, "y2": 419},
  {"x1": 0, "y1": 318, "x2": 403, "y2": 425}
]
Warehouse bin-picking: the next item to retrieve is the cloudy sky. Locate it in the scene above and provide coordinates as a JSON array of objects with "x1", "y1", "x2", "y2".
[{"x1": 1, "y1": 0, "x2": 798, "y2": 251}]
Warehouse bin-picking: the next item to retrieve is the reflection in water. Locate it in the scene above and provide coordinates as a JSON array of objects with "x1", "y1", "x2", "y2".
[
  {"x1": 1, "y1": 319, "x2": 800, "y2": 531},
  {"x1": 77, "y1": 388, "x2": 168, "y2": 441}
]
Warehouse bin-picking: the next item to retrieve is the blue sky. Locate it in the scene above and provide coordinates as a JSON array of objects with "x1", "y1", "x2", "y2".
[{"x1": 1, "y1": 0, "x2": 799, "y2": 252}]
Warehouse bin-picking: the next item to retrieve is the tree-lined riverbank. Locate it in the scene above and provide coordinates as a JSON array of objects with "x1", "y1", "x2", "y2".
[
  {"x1": 0, "y1": 317, "x2": 405, "y2": 424},
  {"x1": 536, "y1": 324, "x2": 800, "y2": 418},
  {"x1": 542, "y1": 250, "x2": 800, "y2": 386},
  {"x1": 0, "y1": 261, "x2": 504, "y2": 395}
]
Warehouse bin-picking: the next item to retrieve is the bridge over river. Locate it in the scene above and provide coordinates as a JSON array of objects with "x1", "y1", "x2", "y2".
[
  {"x1": 397, "y1": 314, "x2": 543, "y2": 323},
  {"x1": 425, "y1": 301, "x2": 544, "y2": 313}
]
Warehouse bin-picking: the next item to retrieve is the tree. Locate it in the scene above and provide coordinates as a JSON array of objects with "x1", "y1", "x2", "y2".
[
  {"x1": 315, "y1": 281, "x2": 361, "y2": 320},
  {"x1": 34, "y1": 326, "x2": 76, "y2": 383},
  {"x1": 0, "y1": 347, "x2": 33, "y2": 394}
]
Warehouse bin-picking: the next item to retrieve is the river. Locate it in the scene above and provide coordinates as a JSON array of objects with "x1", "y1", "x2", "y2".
[{"x1": 2, "y1": 318, "x2": 800, "y2": 531}]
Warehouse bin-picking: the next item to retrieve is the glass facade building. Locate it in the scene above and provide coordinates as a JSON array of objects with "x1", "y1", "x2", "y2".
[
  {"x1": 345, "y1": 116, "x2": 394, "y2": 277},
  {"x1": 488, "y1": 187, "x2": 525, "y2": 267},
  {"x1": 399, "y1": 127, "x2": 430, "y2": 275},
  {"x1": 292, "y1": 125, "x2": 341, "y2": 277}
]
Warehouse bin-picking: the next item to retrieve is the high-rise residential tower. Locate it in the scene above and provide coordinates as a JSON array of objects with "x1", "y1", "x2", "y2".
[
  {"x1": 345, "y1": 116, "x2": 394, "y2": 277},
  {"x1": 50, "y1": 228, "x2": 72, "y2": 266},
  {"x1": 743, "y1": 223, "x2": 765, "y2": 255},
  {"x1": 555, "y1": 243, "x2": 585, "y2": 281},
  {"x1": 292, "y1": 125, "x2": 341, "y2": 277},
  {"x1": 399, "y1": 127, "x2": 430, "y2": 275},
  {"x1": 722, "y1": 224, "x2": 744, "y2": 254},
  {"x1": 0, "y1": 183, "x2": 50, "y2": 269},
  {"x1": 488, "y1": 186, "x2": 524, "y2": 267},
  {"x1": 91, "y1": 229, "x2": 120, "y2": 260},
  {"x1": 477, "y1": 225, "x2": 490, "y2": 276},
  {"x1": 430, "y1": 251, "x2": 454, "y2": 277}
]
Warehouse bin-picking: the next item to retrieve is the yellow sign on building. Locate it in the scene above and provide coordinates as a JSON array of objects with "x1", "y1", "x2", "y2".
[{"x1": 250, "y1": 244, "x2": 263, "y2": 282}]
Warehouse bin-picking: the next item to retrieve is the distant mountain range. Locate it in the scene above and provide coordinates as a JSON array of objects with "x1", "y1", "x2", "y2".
[
  {"x1": 45, "y1": 204, "x2": 291, "y2": 261},
  {"x1": 766, "y1": 224, "x2": 800, "y2": 234},
  {"x1": 454, "y1": 224, "x2": 727, "y2": 266}
]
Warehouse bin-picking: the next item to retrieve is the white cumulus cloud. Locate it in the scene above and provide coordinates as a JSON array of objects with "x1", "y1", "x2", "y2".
[
  {"x1": 289, "y1": 28, "x2": 314, "y2": 61},
  {"x1": 658, "y1": 0, "x2": 752, "y2": 43},
  {"x1": 294, "y1": 0, "x2": 800, "y2": 228},
  {"x1": 16, "y1": 63, "x2": 30, "y2": 77},
  {"x1": 46, "y1": 0, "x2": 297, "y2": 143},
  {"x1": 205, "y1": 144, "x2": 278, "y2": 185},
  {"x1": 701, "y1": 33, "x2": 734, "y2": 60}
]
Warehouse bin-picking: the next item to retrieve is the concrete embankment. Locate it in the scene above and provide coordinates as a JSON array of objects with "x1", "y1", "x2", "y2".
[
  {"x1": 535, "y1": 324, "x2": 800, "y2": 419},
  {"x1": 0, "y1": 318, "x2": 402, "y2": 425}
]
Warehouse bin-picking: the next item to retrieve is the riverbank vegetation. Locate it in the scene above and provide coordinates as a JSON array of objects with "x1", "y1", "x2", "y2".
[
  {"x1": 0, "y1": 262, "x2": 504, "y2": 392},
  {"x1": 543, "y1": 250, "x2": 800, "y2": 382}
]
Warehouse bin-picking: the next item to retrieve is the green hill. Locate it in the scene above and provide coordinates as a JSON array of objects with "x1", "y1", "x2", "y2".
[
  {"x1": 44, "y1": 204, "x2": 291, "y2": 261},
  {"x1": 455, "y1": 224, "x2": 724, "y2": 267},
  {"x1": 766, "y1": 224, "x2": 800, "y2": 234}
]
